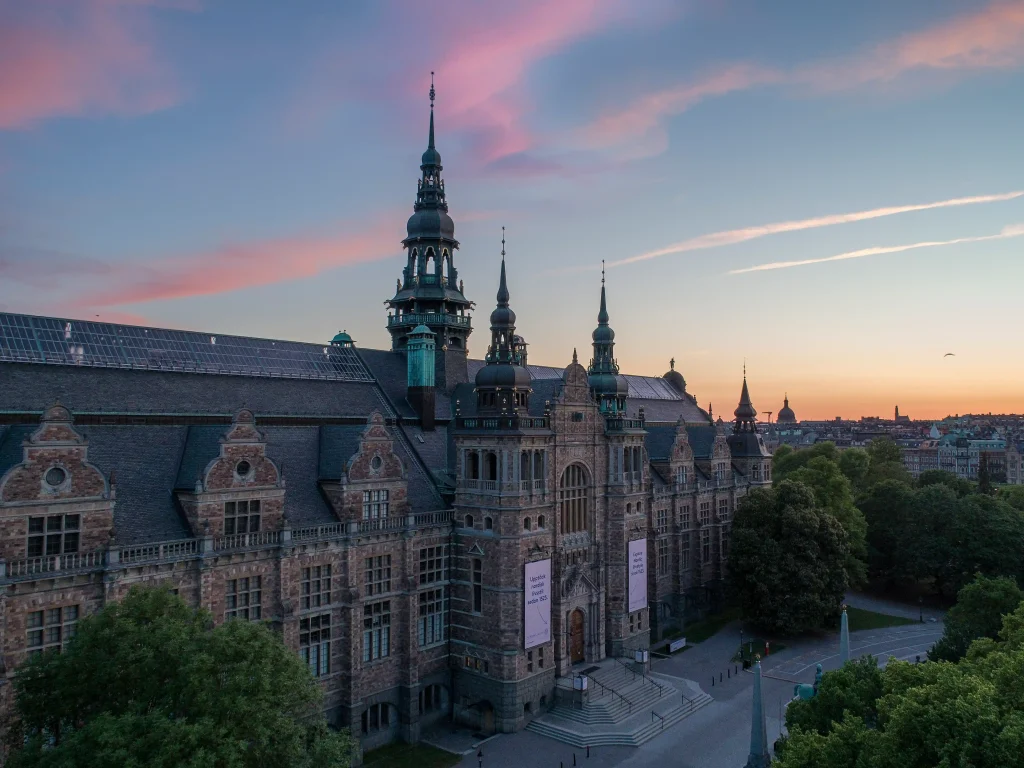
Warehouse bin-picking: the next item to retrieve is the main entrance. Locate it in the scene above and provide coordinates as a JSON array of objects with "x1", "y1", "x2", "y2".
[{"x1": 569, "y1": 609, "x2": 585, "y2": 663}]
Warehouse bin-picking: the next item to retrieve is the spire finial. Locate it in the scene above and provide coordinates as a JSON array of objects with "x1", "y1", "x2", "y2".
[
  {"x1": 430, "y1": 71, "x2": 435, "y2": 108},
  {"x1": 573, "y1": 347, "x2": 578, "y2": 364},
  {"x1": 601, "y1": 259, "x2": 605, "y2": 285},
  {"x1": 501, "y1": 226, "x2": 506, "y2": 260}
]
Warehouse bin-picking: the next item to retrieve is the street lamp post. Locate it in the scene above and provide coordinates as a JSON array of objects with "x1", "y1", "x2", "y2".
[{"x1": 919, "y1": 597, "x2": 924, "y2": 623}]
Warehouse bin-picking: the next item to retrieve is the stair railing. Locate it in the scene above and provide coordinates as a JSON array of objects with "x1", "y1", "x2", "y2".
[
  {"x1": 617, "y1": 655, "x2": 665, "y2": 696},
  {"x1": 652, "y1": 711, "x2": 665, "y2": 730}
]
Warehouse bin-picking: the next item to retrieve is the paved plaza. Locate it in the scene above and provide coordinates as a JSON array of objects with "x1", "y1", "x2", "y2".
[{"x1": 454, "y1": 598, "x2": 945, "y2": 768}]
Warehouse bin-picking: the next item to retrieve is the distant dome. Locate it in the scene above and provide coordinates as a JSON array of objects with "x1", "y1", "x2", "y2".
[
  {"x1": 330, "y1": 330, "x2": 354, "y2": 346},
  {"x1": 664, "y1": 369, "x2": 686, "y2": 393},
  {"x1": 589, "y1": 372, "x2": 629, "y2": 398},
  {"x1": 406, "y1": 207, "x2": 455, "y2": 240},
  {"x1": 777, "y1": 395, "x2": 796, "y2": 424},
  {"x1": 592, "y1": 324, "x2": 615, "y2": 344}
]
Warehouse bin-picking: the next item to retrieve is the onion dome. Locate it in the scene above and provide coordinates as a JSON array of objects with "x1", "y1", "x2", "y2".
[
  {"x1": 330, "y1": 330, "x2": 354, "y2": 347},
  {"x1": 777, "y1": 394, "x2": 796, "y2": 424}
]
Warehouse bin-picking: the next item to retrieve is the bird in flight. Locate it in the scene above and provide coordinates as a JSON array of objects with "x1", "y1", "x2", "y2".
[{"x1": 944, "y1": 353, "x2": 955, "y2": 357}]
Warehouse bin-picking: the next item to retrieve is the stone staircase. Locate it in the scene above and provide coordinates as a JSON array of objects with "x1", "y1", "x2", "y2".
[{"x1": 526, "y1": 659, "x2": 712, "y2": 747}]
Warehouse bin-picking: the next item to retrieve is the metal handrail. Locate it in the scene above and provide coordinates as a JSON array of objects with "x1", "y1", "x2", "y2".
[
  {"x1": 652, "y1": 711, "x2": 665, "y2": 729},
  {"x1": 617, "y1": 655, "x2": 665, "y2": 695},
  {"x1": 586, "y1": 675, "x2": 633, "y2": 713}
]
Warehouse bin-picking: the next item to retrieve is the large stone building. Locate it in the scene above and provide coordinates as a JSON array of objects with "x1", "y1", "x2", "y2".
[{"x1": 0, "y1": 87, "x2": 771, "y2": 748}]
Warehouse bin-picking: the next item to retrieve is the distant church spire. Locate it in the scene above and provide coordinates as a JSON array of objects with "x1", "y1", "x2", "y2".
[{"x1": 734, "y1": 367, "x2": 758, "y2": 433}]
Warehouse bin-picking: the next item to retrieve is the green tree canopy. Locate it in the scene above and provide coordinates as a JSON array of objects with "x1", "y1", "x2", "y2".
[
  {"x1": 6, "y1": 586, "x2": 354, "y2": 768},
  {"x1": 773, "y1": 442, "x2": 839, "y2": 479},
  {"x1": 776, "y1": 603, "x2": 1024, "y2": 768},
  {"x1": 930, "y1": 574, "x2": 1024, "y2": 662},
  {"x1": 857, "y1": 479, "x2": 918, "y2": 585},
  {"x1": 862, "y1": 438, "x2": 912, "y2": 490},
  {"x1": 787, "y1": 457, "x2": 868, "y2": 587},
  {"x1": 785, "y1": 656, "x2": 884, "y2": 736},
  {"x1": 917, "y1": 469, "x2": 975, "y2": 498},
  {"x1": 998, "y1": 484, "x2": 1024, "y2": 512},
  {"x1": 727, "y1": 481, "x2": 849, "y2": 634},
  {"x1": 837, "y1": 449, "x2": 870, "y2": 490}
]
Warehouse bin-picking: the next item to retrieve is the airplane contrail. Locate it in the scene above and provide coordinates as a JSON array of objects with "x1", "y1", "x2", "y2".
[
  {"x1": 728, "y1": 224, "x2": 1024, "y2": 274},
  {"x1": 605, "y1": 190, "x2": 1023, "y2": 269}
]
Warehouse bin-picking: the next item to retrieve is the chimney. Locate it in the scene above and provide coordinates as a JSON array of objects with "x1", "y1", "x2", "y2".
[{"x1": 406, "y1": 324, "x2": 436, "y2": 431}]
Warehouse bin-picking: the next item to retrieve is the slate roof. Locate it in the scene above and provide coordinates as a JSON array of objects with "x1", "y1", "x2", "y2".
[
  {"x1": 81, "y1": 426, "x2": 193, "y2": 544},
  {"x1": 0, "y1": 425, "x2": 32, "y2": 479},
  {"x1": 0, "y1": 363, "x2": 387, "y2": 418},
  {"x1": 174, "y1": 426, "x2": 224, "y2": 490},
  {"x1": 644, "y1": 426, "x2": 678, "y2": 461}
]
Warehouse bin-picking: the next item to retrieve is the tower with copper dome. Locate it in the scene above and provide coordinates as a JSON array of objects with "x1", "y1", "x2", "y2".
[{"x1": 386, "y1": 75, "x2": 473, "y2": 392}]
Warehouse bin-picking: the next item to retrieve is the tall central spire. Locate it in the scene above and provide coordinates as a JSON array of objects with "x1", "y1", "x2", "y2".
[
  {"x1": 734, "y1": 366, "x2": 758, "y2": 433},
  {"x1": 588, "y1": 261, "x2": 628, "y2": 414},
  {"x1": 386, "y1": 74, "x2": 473, "y2": 392}
]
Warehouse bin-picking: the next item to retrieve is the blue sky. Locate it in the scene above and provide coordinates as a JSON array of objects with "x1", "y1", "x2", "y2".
[{"x1": 2, "y1": 0, "x2": 1023, "y2": 418}]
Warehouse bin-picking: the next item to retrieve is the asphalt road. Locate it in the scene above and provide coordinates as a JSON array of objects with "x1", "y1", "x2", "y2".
[{"x1": 457, "y1": 605, "x2": 944, "y2": 768}]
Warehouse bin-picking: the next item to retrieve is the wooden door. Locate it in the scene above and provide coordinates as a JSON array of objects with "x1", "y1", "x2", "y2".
[{"x1": 569, "y1": 609, "x2": 585, "y2": 663}]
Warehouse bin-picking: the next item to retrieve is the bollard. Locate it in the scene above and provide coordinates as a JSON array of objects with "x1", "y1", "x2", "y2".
[
  {"x1": 712, "y1": 676, "x2": 715, "y2": 687},
  {"x1": 915, "y1": 655, "x2": 920, "y2": 664},
  {"x1": 587, "y1": 746, "x2": 591, "y2": 759},
  {"x1": 574, "y1": 755, "x2": 577, "y2": 766},
  {"x1": 720, "y1": 672, "x2": 723, "y2": 683},
  {"x1": 728, "y1": 668, "x2": 731, "y2": 678}
]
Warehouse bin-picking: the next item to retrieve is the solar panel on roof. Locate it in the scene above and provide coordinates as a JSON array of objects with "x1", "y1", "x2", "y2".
[{"x1": 0, "y1": 313, "x2": 375, "y2": 383}]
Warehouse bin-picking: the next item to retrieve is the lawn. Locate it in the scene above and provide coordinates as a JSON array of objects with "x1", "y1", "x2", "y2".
[
  {"x1": 363, "y1": 743, "x2": 462, "y2": 768},
  {"x1": 846, "y1": 606, "x2": 918, "y2": 632},
  {"x1": 680, "y1": 606, "x2": 742, "y2": 644}
]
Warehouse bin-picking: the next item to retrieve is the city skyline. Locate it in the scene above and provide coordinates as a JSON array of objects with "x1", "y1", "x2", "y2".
[{"x1": 2, "y1": 0, "x2": 1023, "y2": 419}]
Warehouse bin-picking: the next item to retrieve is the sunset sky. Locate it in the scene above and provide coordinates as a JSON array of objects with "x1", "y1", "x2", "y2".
[{"x1": 2, "y1": 0, "x2": 1023, "y2": 420}]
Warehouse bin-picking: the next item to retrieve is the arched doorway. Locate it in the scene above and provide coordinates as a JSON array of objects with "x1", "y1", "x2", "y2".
[{"x1": 569, "y1": 609, "x2": 585, "y2": 663}]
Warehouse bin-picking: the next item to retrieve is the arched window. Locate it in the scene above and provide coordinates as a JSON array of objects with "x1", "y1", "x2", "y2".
[
  {"x1": 467, "y1": 453, "x2": 480, "y2": 480},
  {"x1": 559, "y1": 464, "x2": 589, "y2": 534},
  {"x1": 520, "y1": 451, "x2": 531, "y2": 482},
  {"x1": 485, "y1": 452, "x2": 498, "y2": 482},
  {"x1": 523, "y1": 517, "x2": 531, "y2": 531},
  {"x1": 484, "y1": 516, "x2": 493, "y2": 530},
  {"x1": 538, "y1": 514, "x2": 546, "y2": 529},
  {"x1": 465, "y1": 514, "x2": 474, "y2": 529},
  {"x1": 424, "y1": 248, "x2": 436, "y2": 277},
  {"x1": 626, "y1": 502, "x2": 632, "y2": 516},
  {"x1": 637, "y1": 501, "x2": 643, "y2": 515}
]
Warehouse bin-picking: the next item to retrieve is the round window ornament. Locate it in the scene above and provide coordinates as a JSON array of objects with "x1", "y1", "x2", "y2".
[
  {"x1": 44, "y1": 466, "x2": 68, "y2": 488},
  {"x1": 236, "y1": 460, "x2": 252, "y2": 477},
  {"x1": 370, "y1": 456, "x2": 384, "y2": 473}
]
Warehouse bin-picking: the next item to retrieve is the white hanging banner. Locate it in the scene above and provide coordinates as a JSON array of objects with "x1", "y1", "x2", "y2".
[
  {"x1": 628, "y1": 538, "x2": 648, "y2": 614},
  {"x1": 524, "y1": 559, "x2": 551, "y2": 649}
]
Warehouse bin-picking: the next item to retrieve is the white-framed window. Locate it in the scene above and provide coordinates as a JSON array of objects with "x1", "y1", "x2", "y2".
[
  {"x1": 27, "y1": 606, "x2": 78, "y2": 655},
  {"x1": 224, "y1": 500, "x2": 261, "y2": 534},
  {"x1": 419, "y1": 545, "x2": 449, "y2": 584},
  {"x1": 365, "y1": 555, "x2": 392, "y2": 596},
  {"x1": 301, "y1": 565, "x2": 331, "y2": 610},
  {"x1": 27, "y1": 514, "x2": 80, "y2": 557},
  {"x1": 226, "y1": 576, "x2": 262, "y2": 621},
  {"x1": 363, "y1": 600, "x2": 391, "y2": 662},
  {"x1": 300, "y1": 613, "x2": 331, "y2": 677},
  {"x1": 362, "y1": 489, "x2": 390, "y2": 520},
  {"x1": 418, "y1": 587, "x2": 448, "y2": 647}
]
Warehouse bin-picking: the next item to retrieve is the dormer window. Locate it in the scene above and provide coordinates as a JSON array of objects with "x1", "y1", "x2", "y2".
[
  {"x1": 44, "y1": 466, "x2": 68, "y2": 489},
  {"x1": 235, "y1": 460, "x2": 252, "y2": 479},
  {"x1": 224, "y1": 500, "x2": 260, "y2": 535},
  {"x1": 28, "y1": 514, "x2": 79, "y2": 557}
]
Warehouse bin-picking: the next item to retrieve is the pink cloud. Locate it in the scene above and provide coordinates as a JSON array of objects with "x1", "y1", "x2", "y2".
[
  {"x1": 74, "y1": 213, "x2": 402, "y2": 309},
  {"x1": 582, "y1": 0, "x2": 1024, "y2": 153},
  {"x1": 0, "y1": 0, "x2": 184, "y2": 130}
]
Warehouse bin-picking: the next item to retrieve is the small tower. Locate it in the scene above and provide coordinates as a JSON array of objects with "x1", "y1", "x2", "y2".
[
  {"x1": 839, "y1": 605, "x2": 851, "y2": 664},
  {"x1": 474, "y1": 231, "x2": 531, "y2": 415},
  {"x1": 386, "y1": 74, "x2": 473, "y2": 392},
  {"x1": 727, "y1": 367, "x2": 772, "y2": 484},
  {"x1": 330, "y1": 330, "x2": 355, "y2": 348},
  {"x1": 587, "y1": 262, "x2": 628, "y2": 414},
  {"x1": 406, "y1": 324, "x2": 436, "y2": 430}
]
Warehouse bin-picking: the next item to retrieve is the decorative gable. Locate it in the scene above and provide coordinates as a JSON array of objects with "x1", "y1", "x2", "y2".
[{"x1": 345, "y1": 412, "x2": 405, "y2": 483}]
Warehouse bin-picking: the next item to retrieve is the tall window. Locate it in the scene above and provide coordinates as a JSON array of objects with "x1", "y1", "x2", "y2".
[
  {"x1": 679, "y1": 504, "x2": 691, "y2": 530},
  {"x1": 472, "y1": 558, "x2": 482, "y2": 613},
  {"x1": 28, "y1": 515, "x2": 80, "y2": 558},
  {"x1": 299, "y1": 613, "x2": 331, "y2": 677},
  {"x1": 226, "y1": 576, "x2": 262, "y2": 621},
  {"x1": 701, "y1": 529, "x2": 711, "y2": 564},
  {"x1": 301, "y1": 565, "x2": 331, "y2": 610},
  {"x1": 363, "y1": 601, "x2": 391, "y2": 661},
  {"x1": 419, "y1": 545, "x2": 449, "y2": 584},
  {"x1": 721, "y1": 531, "x2": 730, "y2": 560},
  {"x1": 656, "y1": 507, "x2": 669, "y2": 533},
  {"x1": 698, "y1": 501, "x2": 711, "y2": 528},
  {"x1": 559, "y1": 464, "x2": 589, "y2": 533},
  {"x1": 365, "y1": 555, "x2": 392, "y2": 596},
  {"x1": 418, "y1": 588, "x2": 448, "y2": 646},
  {"x1": 27, "y1": 606, "x2": 78, "y2": 656},
  {"x1": 658, "y1": 538, "x2": 670, "y2": 575},
  {"x1": 681, "y1": 535, "x2": 691, "y2": 570},
  {"x1": 718, "y1": 498, "x2": 729, "y2": 522},
  {"x1": 676, "y1": 466, "x2": 688, "y2": 486},
  {"x1": 224, "y1": 500, "x2": 260, "y2": 534},
  {"x1": 362, "y1": 490, "x2": 389, "y2": 520}
]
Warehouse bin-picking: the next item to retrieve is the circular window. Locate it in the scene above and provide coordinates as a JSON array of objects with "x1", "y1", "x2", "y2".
[
  {"x1": 236, "y1": 460, "x2": 252, "y2": 477},
  {"x1": 44, "y1": 466, "x2": 67, "y2": 487},
  {"x1": 370, "y1": 456, "x2": 383, "y2": 472}
]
